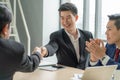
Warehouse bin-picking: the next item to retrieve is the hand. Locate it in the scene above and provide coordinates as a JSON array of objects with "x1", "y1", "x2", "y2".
[
  {"x1": 32, "y1": 47, "x2": 41, "y2": 54},
  {"x1": 94, "y1": 39, "x2": 101, "y2": 45},
  {"x1": 32, "y1": 47, "x2": 48, "y2": 57},
  {"x1": 40, "y1": 47, "x2": 48, "y2": 57},
  {"x1": 86, "y1": 39, "x2": 106, "y2": 59},
  {"x1": 90, "y1": 54, "x2": 99, "y2": 62},
  {"x1": 86, "y1": 43, "x2": 99, "y2": 62}
]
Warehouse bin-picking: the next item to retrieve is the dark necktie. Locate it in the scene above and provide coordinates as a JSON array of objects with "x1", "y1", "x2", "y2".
[{"x1": 115, "y1": 48, "x2": 120, "y2": 62}]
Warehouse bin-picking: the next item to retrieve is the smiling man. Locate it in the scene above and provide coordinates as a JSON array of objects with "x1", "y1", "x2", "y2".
[
  {"x1": 86, "y1": 13, "x2": 120, "y2": 69},
  {"x1": 40, "y1": 2, "x2": 93, "y2": 70}
]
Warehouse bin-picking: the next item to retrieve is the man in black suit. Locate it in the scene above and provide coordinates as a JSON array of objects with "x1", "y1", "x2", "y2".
[
  {"x1": 0, "y1": 4, "x2": 44, "y2": 80},
  {"x1": 41, "y1": 2, "x2": 93, "y2": 70}
]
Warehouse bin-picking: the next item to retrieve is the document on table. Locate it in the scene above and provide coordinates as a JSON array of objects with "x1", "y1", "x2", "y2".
[{"x1": 39, "y1": 60, "x2": 56, "y2": 67}]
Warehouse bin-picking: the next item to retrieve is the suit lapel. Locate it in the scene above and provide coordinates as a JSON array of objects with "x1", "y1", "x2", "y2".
[
  {"x1": 78, "y1": 30, "x2": 86, "y2": 61},
  {"x1": 106, "y1": 44, "x2": 116, "y2": 59},
  {"x1": 62, "y1": 30, "x2": 78, "y2": 63}
]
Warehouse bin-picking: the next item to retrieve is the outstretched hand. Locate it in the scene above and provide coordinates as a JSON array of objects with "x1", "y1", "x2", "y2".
[
  {"x1": 40, "y1": 47, "x2": 48, "y2": 57},
  {"x1": 33, "y1": 46, "x2": 48, "y2": 57}
]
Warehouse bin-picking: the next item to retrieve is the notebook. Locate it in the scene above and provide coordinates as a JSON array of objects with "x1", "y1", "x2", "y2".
[{"x1": 81, "y1": 65, "x2": 117, "y2": 80}]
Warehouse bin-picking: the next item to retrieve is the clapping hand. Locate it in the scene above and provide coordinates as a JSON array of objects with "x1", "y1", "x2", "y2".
[{"x1": 86, "y1": 39, "x2": 106, "y2": 62}]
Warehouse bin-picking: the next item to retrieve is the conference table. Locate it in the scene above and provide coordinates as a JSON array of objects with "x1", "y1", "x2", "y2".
[{"x1": 13, "y1": 66, "x2": 84, "y2": 80}]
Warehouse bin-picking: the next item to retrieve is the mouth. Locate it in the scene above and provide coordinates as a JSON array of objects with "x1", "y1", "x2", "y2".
[{"x1": 64, "y1": 24, "x2": 71, "y2": 28}]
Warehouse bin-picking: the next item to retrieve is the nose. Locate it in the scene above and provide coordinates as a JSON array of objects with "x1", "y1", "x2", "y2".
[
  {"x1": 62, "y1": 19, "x2": 68, "y2": 25},
  {"x1": 105, "y1": 30, "x2": 107, "y2": 35}
]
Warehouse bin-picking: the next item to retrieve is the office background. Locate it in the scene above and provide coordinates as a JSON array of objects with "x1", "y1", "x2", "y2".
[{"x1": 4, "y1": 0, "x2": 120, "y2": 62}]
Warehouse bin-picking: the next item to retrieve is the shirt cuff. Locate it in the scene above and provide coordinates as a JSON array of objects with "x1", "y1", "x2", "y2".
[
  {"x1": 45, "y1": 51, "x2": 48, "y2": 57},
  {"x1": 90, "y1": 60, "x2": 98, "y2": 66},
  {"x1": 34, "y1": 50, "x2": 43, "y2": 60},
  {"x1": 100, "y1": 55, "x2": 110, "y2": 66}
]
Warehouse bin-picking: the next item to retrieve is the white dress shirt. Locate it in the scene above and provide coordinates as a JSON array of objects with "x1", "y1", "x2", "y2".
[{"x1": 65, "y1": 29, "x2": 80, "y2": 62}]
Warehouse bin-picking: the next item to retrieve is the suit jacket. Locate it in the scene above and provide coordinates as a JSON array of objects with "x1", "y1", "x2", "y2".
[
  {"x1": 0, "y1": 38, "x2": 41, "y2": 80},
  {"x1": 91, "y1": 43, "x2": 120, "y2": 69},
  {"x1": 45, "y1": 29, "x2": 93, "y2": 70}
]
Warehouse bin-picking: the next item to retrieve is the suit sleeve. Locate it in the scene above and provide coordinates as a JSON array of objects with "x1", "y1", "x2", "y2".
[
  {"x1": 106, "y1": 44, "x2": 120, "y2": 69},
  {"x1": 45, "y1": 32, "x2": 59, "y2": 56},
  {"x1": 81, "y1": 30, "x2": 93, "y2": 41},
  {"x1": 86, "y1": 31, "x2": 93, "y2": 41},
  {"x1": 83, "y1": 31, "x2": 93, "y2": 67},
  {"x1": 107, "y1": 59, "x2": 120, "y2": 69},
  {"x1": 17, "y1": 44, "x2": 41, "y2": 72},
  {"x1": 89, "y1": 44, "x2": 120, "y2": 70},
  {"x1": 93, "y1": 53, "x2": 120, "y2": 70}
]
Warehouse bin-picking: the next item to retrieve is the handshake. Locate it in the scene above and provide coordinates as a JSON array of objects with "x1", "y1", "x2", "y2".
[{"x1": 32, "y1": 47, "x2": 48, "y2": 57}]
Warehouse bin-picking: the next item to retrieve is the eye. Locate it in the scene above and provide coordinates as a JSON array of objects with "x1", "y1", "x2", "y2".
[
  {"x1": 67, "y1": 16, "x2": 71, "y2": 19},
  {"x1": 106, "y1": 26, "x2": 112, "y2": 31},
  {"x1": 107, "y1": 28, "x2": 112, "y2": 31}
]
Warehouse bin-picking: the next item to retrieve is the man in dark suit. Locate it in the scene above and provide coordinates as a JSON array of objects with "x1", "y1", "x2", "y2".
[
  {"x1": 86, "y1": 13, "x2": 120, "y2": 69},
  {"x1": 41, "y1": 2, "x2": 93, "y2": 70},
  {"x1": 0, "y1": 4, "x2": 44, "y2": 80}
]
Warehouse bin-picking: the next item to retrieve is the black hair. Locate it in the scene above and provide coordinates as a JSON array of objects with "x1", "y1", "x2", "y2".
[
  {"x1": 108, "y1": 13, "x2": 120, "y2": 30},
  {"x1": 58, "y1": 2, "x2": 78, "y2": 16},
  {"x1": 0, "y1": 3, "x2": 12, "y2": 32}
]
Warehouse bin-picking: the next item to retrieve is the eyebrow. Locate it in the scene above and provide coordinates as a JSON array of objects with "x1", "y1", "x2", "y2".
[
  {"x1": 107, "y1": 26, "x2": 114, "y2": 30},
  {"x1": 106, "y1": 26, "x2": 111, "y2": 28}
]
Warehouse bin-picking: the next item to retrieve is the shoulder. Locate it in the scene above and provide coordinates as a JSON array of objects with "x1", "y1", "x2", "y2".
[
  {"x1": 78, "y1": 29, "x2": 92, "y2": 35},
  {"x1": 50, "y1": 29, "x2": 64, "y2": 37},
  {"x1": 51, "y1": 29, "x2": 63, "y2": 34},
  {"x1": 106, "y1": 43, "x2": 116, "y2": 54},
  {"x1": 106, "y1": 43, "x2": 116, "y2": 49},
  {"x1": 0, "y1": 39, "x2": 24, "y2": 54},
  {"x1": 78, "y1": 29, "x2": 93, "y2": 40}
]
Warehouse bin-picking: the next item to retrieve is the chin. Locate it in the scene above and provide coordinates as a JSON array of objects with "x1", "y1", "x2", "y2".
[{"x1": 107, "y1": 41, "x2": 114, "y2": 44}]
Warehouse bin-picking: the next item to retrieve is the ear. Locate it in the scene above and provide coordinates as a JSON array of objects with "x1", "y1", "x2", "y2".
[
  {"x1": 2, "y1": 24, "x2": 9, "y2": 35},
  {"x1": 0, "y1": 24, "x2": 10, "y2": 39},
  {"x1": 75, "y1": 15, "x2": 79, "y2": 21}
]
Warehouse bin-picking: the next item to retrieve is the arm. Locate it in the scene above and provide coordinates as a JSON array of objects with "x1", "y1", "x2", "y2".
[
  {"x1": 96, "y1": 54, "x2": 120, "y2": 69},
  {"x1": 105, "y1": 44, "x2": 120, "y2": 69},
  {"x1": 43, "y1": 32, "x2": 59, "y2": 56},
  {"x1": 86, "y1": 40, "x2": 120, "y2": 69},
  {"x1": 18, "y1": 47, "x2": 43, "y2": 72},
  {"x1": 107, "y1": 58, "x2": 120, "y2": 69},
  {"x1": 86, "y1": 39, "x2": 106, "y2": 66}
]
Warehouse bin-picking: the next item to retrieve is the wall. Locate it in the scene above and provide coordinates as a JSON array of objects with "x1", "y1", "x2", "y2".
[
  {"x1": 43, "y1": 0, "x2": 59, "y2": 45},
  {"x1": 14, "y1": 0, "x2": 59, "y2": 62},
  {"x1": 42, "y1": 0, "x2": 60, "y2": 62},
  {"x1": 15, "y1": 0, "x2": 59, "y2": 55},
  {"x1": 15, "y1": 0, "x2": 43, "y2": 54},
  {"x1": 61, "y1": 0, "x2": 71, "y2": 3}
]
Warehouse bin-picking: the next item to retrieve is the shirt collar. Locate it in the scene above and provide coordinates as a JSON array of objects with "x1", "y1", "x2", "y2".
[
  {"x1": 116, "y1": 46, "x2": 120, "y2": 49},
  {"x1": 65, "y1": 28, "x2": 80, "y2": 40}
]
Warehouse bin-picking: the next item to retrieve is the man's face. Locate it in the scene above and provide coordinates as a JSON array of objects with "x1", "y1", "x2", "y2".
[
  {"x1": 59, "y1": 11, "x2": 78, "y2": 31},
  {"x1": 105, "y1": 20, "x2": 120, "y2": 45}
]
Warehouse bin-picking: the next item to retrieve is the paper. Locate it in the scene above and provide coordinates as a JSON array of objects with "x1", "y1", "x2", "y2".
[
  {"x1": 39, "y1": 60, "x2": 56, "y2": 67},
  {"x1": 71, "y1": 74, "x2": 83, "y2": 80},
  {"x1": 39, "y1": 66, "x2": 58, "y2": 71}
]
